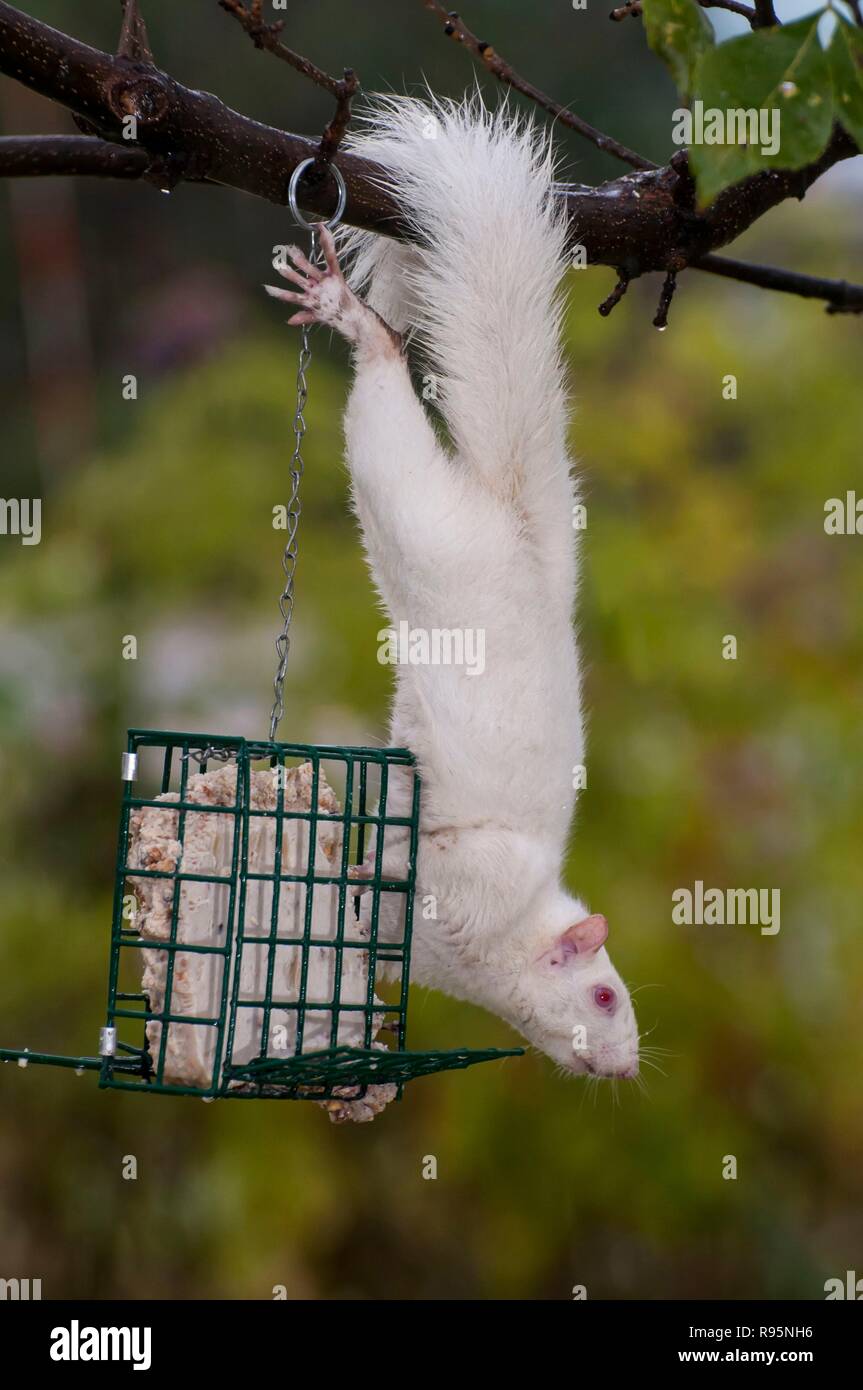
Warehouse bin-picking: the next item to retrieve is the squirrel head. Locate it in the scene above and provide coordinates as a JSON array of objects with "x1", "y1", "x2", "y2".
[{"x1": 507, "y1": 894, "x2": 640, "y2": 1079}]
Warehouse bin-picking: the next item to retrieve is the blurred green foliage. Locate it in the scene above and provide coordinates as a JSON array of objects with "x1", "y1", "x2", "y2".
[
  {"x1": 0, "y1": 0, "x2": 861, "y2": 1303},
  {"x1": 2, "y1": 252, "x2": 862, "y2": 1298}
]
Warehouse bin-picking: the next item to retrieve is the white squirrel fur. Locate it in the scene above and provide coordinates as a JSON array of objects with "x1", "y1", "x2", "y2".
[{"x1": 267, "y1": 94, "x2": 640, "y2": 1079}]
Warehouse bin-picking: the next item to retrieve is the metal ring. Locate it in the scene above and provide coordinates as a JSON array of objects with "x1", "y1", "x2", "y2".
[{"x1": 287, "y1": 157, "x2": 347, "y2": 231}]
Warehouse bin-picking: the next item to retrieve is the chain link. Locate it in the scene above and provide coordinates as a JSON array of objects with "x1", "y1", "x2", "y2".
[
  {"x1": 186, "y1": 745, "x2": 235, "y2": 766},
  {"x1": 269, "y1": 227, "x2": 320, "y2": 743}
]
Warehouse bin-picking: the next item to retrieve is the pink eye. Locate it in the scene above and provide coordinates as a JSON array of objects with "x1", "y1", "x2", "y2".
[{"x1": 593, "y1": 986, "x2": 616, "y2": 1012}]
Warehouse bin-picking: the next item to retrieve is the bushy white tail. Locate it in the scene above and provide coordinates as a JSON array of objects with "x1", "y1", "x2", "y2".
[{"x1": 338, "y1": 94, "x2": 571, "y2": 497}]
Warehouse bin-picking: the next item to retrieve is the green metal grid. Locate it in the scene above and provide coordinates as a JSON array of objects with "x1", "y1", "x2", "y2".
[{"x1": 0, "y1": 729, "x2": 521, "y2": 1102}]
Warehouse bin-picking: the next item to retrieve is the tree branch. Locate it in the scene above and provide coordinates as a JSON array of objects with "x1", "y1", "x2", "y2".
[
  {"x1": 0, "y1": 2, "x2": 859, "y2": 317},
  {"x1": 752, "y1": 0, "x2": 780, "y2": 27},
  {"x1": 0, "y1": 1, "x2": 380, "y2": 222},
  {"x1": 423, "y1": 1, "x2": 656, "y2": 171},
  {"x1": 693, "y1": 253, "x2": 863, "y2": 313},
  {"x1": 0, "y1": 134, "x2": 150, "y2": 179},
  {"x1": 610, "y1": 0, "x2": 760, "y2": 25}
]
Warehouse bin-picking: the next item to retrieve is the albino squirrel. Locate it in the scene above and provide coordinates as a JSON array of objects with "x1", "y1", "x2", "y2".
[{"x1": 266, "y1": 96, "x2": 639, "y2": 1081}]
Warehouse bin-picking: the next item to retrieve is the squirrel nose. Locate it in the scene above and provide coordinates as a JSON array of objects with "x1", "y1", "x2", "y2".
[{"x1": 594, "y1": 1060, "x2": 639, "y2": 1079}]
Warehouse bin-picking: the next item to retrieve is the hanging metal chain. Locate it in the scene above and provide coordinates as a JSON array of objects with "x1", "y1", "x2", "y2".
[
  {"x1": 269, "y1": 228, "x2": 319, "y2": 743},
  {"x1": 268, "y1": 158, "x2": 348, "y2": 744}
]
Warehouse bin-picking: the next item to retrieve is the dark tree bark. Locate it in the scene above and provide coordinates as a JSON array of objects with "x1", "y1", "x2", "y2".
[{"x1": 0, "y1": 1, "x2": 860, "y2": 312}]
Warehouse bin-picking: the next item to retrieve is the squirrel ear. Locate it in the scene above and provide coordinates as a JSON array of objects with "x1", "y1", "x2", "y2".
[{"x1": 548, "y1": 914, "x2": 608, "y2": 965}]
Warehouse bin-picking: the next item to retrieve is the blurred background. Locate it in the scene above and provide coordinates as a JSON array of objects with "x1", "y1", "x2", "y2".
[{"x1": 1, "y1": 0, "x2": 862, "y2": 1300}]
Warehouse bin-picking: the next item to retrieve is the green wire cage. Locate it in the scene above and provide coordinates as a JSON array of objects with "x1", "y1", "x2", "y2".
[{"x1": 0, "y1": 729, "x2": 520, "y2": 1107}]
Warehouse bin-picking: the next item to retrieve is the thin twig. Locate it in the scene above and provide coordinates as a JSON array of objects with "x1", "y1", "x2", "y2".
[
  {"x1": 117, "y1": 0, "x2": 153, "y2": 63},
  {"x1": 653, "y1": 269, "x2": 678, "y2": 328},
  {"x1": 598, "y1": 272, "x2": 633, "y2": 316},
  {"x1": 424, "y1": 1, "x2": 656, "y2": 171},
  {"x1": 693, "y1": 253, "x2": 863, "y2": 314},
  {"x1": 218, "y1": 0, "x2": 345, "y2": 97},
  {"x1": 701, "y1": 0, "x2": 760, "y2": 23},
  {"x1": 610, "y1": 0, "x2": 759, "y2": 23},
  {"x1": 218, "y1": 0, "x2": 359, "y2": 166},
  {"x1": 595, "y1": 247, "x2": 863, "y2": 319},
  {"x1": 317, "y1": 68, "x2": 359, "y2": 166},
  {"x1": 752, "y1": 0, "x2": 780, "y2": 26}
]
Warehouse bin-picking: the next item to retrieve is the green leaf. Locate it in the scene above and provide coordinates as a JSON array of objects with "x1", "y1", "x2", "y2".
[
  {"x1": 828, "y1": 13, "x2": 863, "y2": 147},
  {"x1": 642, "y1": 0, "x2": 715, "y2": 102},
  {"x1": 688, "y1": 14, "x2": 834, "y2": 207}
]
